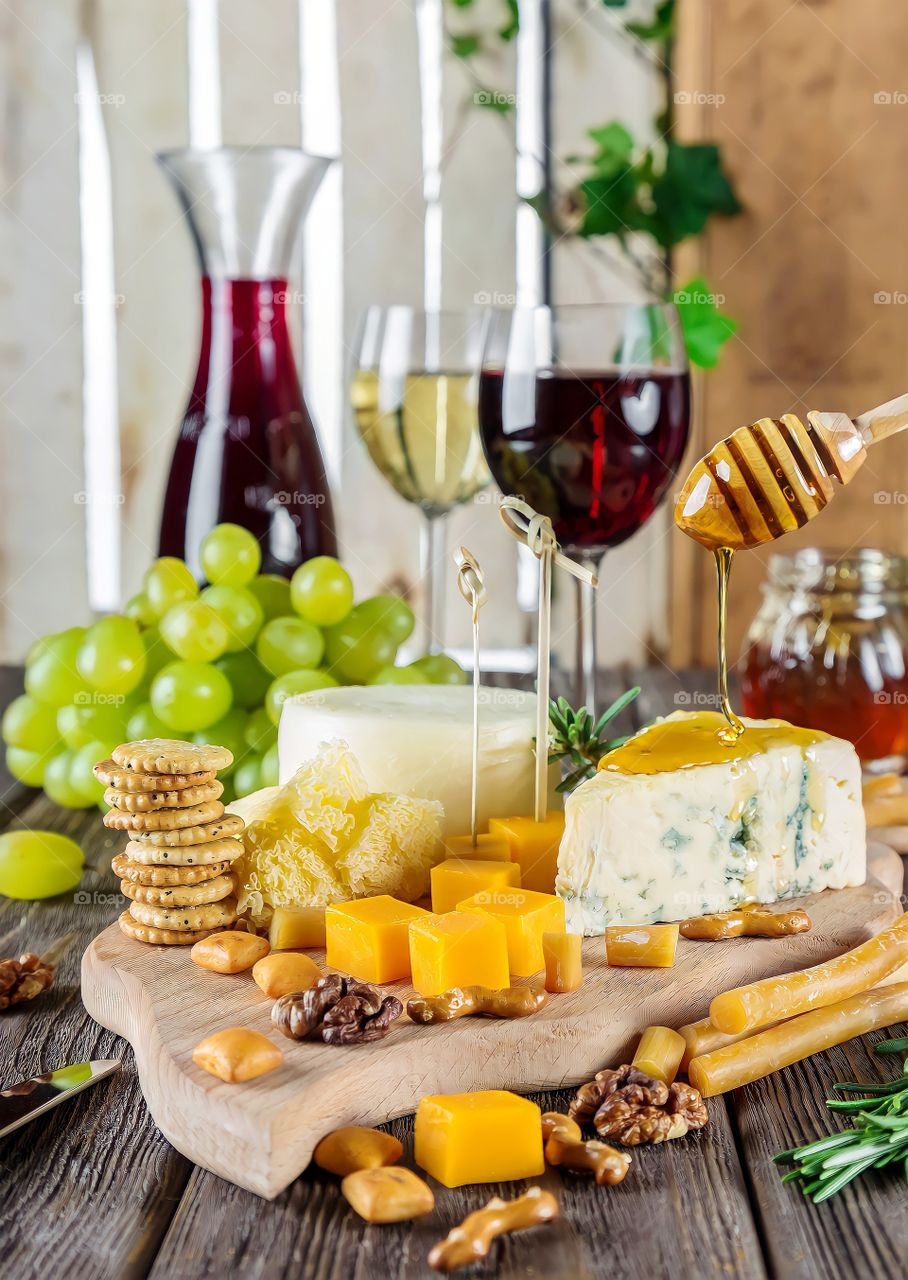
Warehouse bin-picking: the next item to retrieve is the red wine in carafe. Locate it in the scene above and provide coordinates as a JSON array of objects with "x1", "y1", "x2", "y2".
[{"x1": 159, "y1": 276, "x2": 337, "y2": 577}]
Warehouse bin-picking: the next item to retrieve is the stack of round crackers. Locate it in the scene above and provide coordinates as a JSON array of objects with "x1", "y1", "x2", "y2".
[{"x1": 95, "y1": 739, "x2": 245, "y2": 945}]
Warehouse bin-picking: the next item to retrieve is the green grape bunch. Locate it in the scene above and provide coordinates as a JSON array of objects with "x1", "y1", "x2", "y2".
[{"x1": 3, "y1": 523, "x2": 467, "y2": 810}]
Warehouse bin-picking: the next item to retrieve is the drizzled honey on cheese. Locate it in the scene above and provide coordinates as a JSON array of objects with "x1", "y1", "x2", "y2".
[
  {"x1": 557, "y1": 710, "x2": 865, "y2": 934},
  {"x1": 599, "y1": 711, "x2": 829, "y2": 775}
]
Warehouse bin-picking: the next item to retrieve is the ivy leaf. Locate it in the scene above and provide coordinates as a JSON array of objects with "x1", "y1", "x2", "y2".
[
  {"x1": 450, "y1": 32, "x2": 481, "y2": 58},
  {"x1": 498, "y1": 0, "x2": 519, "y2": 41},
  {"x1": 450, "y1": 0, "x2": 475, "y2": 7},
  {"x1": 575, "y1": 122, "x2": 641, "y2": 235},
  {"x1": 587, "y1": 122, "x2": 635, "y2": 175},
  {"x1": 673, "y1": 278, "x2": 738, "y2": 369},
  {"x1": 646, "y1": 141, "x2": 742, "y2": 245},
  {"x1": 626, "y1": 0, "x2": 675, "y2": 41},
  {"x1": 578, "y1": 168, "x2": 641, "y2": 238}
]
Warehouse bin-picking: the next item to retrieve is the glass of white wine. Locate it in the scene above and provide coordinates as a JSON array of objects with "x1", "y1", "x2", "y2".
[{"x1": 350, "y1": 307, "x2": 491, "y2": 652}]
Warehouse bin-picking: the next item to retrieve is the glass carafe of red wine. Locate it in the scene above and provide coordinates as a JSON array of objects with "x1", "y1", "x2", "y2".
[{"x1": 156, "y1": 146, "x2": 337, "y2": 578}]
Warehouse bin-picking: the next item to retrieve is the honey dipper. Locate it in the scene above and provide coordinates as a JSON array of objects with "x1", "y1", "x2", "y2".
[{"x1": 674, "y1": 391, "x2": 908, "y2": 550}]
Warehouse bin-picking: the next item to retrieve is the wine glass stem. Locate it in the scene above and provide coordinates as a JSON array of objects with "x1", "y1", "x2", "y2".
[
  {"x1": 575, "y1": 554, "x2": 604, "y2": 712},
  {"x1": 420, "y1": 511, "x2": 448, "y2": 654}
]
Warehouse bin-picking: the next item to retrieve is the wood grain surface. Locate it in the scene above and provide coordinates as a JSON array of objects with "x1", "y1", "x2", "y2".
[
  {"x1": 2, "y1": 666, "x2": 907, "y2": 1279},
  {"x1": 671, "y1": 0, "x2": 908, "y2": 666}
]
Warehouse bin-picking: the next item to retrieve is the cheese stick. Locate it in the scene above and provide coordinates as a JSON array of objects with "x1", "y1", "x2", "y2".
[
  {"x1": 709, "y1": 913, "x2": 908, "y2": 1034},
  {"x1": 677, "y1": 1016, "x2": 786, "y2": 1070},
  {"x1": 688, "y1": 982, "x2": 908, "y2": 1097},
  {"x1": 632, "y1": 1026, "x2": 686, "y2": 1084},
  {"x1": 680, "y1": 961, "x2": 908, "y2": 1071}
]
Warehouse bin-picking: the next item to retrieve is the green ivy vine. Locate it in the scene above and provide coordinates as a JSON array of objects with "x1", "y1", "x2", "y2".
[{"x1": 443, "y1": 0, "x2": 741, "y2": 368}]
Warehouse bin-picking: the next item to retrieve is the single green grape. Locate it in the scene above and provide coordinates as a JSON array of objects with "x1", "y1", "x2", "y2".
[
  {"x1": 0, "y1": 830, "x2": 84, "y2": 899},
  {"x1": 255, "y1": 615, "x2": 325, "y2": 676},
  {"x1": 248, "y1": 573, "x2": 292, "y2": 621},
  {"x1": 261, "y1": 743, "x2": 279, "y2": 787},
  {"x1": 214, "y1": 650, "x2": 272, "y2": 709},
  {"x1": 69, "y1": 740, "x2": 110, "y2": 804},
  {"x1": 126, "y1": 701, "x2": 172, "y2": 742},
  {"x1": 24, "y1": 628, "x2": 89, "y2": 707},
  {"x1": 125, "y1": 592, "x2": 157, "y2": 626},
  {"x1": 200, "y1": 523, "x2": 261, "y2": 587},
  {"x1": 368, "y1": 664, "x2": 425, "y2": 685},
  {"x1": 57, "y1": 700, "x2": 124, "y2": 750},
  {"x1": 2, "y1": 694, "x2": 60, "y2": 752},
  {"x1": 44, "y1": 750, "x2": 96, "y2": 809},
  {"x1": 244, "y1": 706, "x2": 277, "y2": 753},
  {"x1": 144, "y1": 557, "x2": 198, "y2": 619},
  {"x1": 76, "y1": 616, "x2": 147, "y2": 695},
  {"x1": 141, "y1": 626, "x2": 172, "y2": 683},
  {"x1": 323, "y1": 612, "x2": 397, "y2": 684},
  {"x1": 291, "y1": 556, "x2": 354, "y2": 627},
  {"x1": 7, "y1": 746, "x2": 52, "y2": 787},
  {"x1": 232, "y1": 753, "x2": 262, "y2": 797},
  {"x1": 150, "y1": 661, "x2": 233, "y2": 733},
  {"x1": 200, "y1": 584, "x2": 264, "y2": 652},
  {"x1": 408, "y1": 654, "x2": 468, "y2": 685},
  {"x1": 355, "y1": 595, "x2": 415, "y2": 645},
  {"x1": 192, "y1": 706, "x2": 248, "y2": 771},
  {"x1": 265, "y1": 669, "x2": 338, "y2": 726},
  {"x1": 160, "y1": 600, "x2": 230, "y2": 663}
]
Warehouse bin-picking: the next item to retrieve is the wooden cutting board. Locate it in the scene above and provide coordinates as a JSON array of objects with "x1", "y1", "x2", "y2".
[{"x1": 81, "y1": 842, "x2": 904, "y2": 1199}]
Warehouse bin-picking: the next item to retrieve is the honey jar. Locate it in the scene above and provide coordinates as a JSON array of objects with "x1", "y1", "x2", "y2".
[{"x1": 741, "y1": 549, "x2": 908, "y2": 769}]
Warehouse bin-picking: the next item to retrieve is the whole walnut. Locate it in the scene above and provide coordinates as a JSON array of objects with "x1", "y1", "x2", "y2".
[
  {"x1": 272, "y1": 974, "x2": 402, "y2": 1046},
  {"x1": 0, "y1": 954, "x2": 54, "y2": 1011},
  {"x1": 570, "y1": 1064, "x2": 708, "y2": 1146}
]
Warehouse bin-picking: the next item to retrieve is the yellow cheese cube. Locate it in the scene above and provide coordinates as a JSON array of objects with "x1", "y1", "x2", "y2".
[
  {"x1": 443, "y1": 832, "x2": 512, "y2": 861},
  {"x1": 326, "y1": 896, "x2": 430, "y2": 983},
  {"x1": 414, "y1": 1090, "x2": 544, "y2": 1187},
  {"x1": 430, "y1": 857, "x2": 521, "y2": 914},
  {"x1": 269, "y1": 905, "x2": 326, "y2": 950},
  {"x1": 605, "y1": 923, "x2": 679, "y2": 968},
  {"x1": 488, "y1": 811, "x2": 565, "y2": 893},
  {"x1": 457, "y1": 888, "x2": 565, "y2": 977},
  {"x1": 408, "y1": 912, "x2": 509, "y2": 996}
]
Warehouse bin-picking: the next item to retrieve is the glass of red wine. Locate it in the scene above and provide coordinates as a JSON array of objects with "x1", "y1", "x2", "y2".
[{"x1": 478, "y1": 304, "x2": 691, "y2": 710}]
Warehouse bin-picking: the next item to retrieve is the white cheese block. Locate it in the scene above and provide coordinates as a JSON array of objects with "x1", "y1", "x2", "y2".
[
  {"x1": 278, "y1": 685, "x2": 555, "y2": 837},
  {"x1": 557, "y1": 713, "x2": 866, "y2": 933}
]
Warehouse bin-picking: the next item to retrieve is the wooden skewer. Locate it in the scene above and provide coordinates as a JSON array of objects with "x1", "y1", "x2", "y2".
[{"x1": 674, "y1": 391, "x2": 908, "y2": 550}]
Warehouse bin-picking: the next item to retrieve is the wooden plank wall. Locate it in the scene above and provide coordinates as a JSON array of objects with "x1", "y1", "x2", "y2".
[
  {"x1": 673, "y1": 0, "x2": 908, "y2": 670},
  {"x1": 0, "y1": 0, "x2": 677, "y2": 669},
  {"x1": 0, "y1": 0, "x2": 86, "y2": 656}
]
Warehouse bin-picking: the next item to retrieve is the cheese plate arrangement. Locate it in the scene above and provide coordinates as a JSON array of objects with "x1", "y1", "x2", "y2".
[{"x1": 76, "y1": 491, "x2": 908, "y2": 1264}]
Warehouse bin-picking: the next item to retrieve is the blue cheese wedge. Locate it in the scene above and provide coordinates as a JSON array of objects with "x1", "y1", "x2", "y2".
[{"x1": 556, "y1": 711, "x2": 866, "y2": 934}]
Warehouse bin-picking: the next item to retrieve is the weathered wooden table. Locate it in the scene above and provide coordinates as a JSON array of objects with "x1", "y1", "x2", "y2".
[{"x1": 1, "y1": 665, "x2": 906, "y2": 1280}]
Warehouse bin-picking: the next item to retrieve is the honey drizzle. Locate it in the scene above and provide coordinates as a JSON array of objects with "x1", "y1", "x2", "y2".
[
  {"x1": 715, "y1": 546, "x2": 745, "y2": 744},
  {"x1": 599, "y1": 710, "x2": 828, "y2": 774}
]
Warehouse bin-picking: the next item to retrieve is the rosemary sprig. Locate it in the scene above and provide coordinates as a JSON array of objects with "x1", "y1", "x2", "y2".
[
  {"x1": 773, "y1": 1040, "x2": 908, "y2": 1203},
  {"x1": 548, "y1": 687, "x2": 641, "y2": 793}
]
